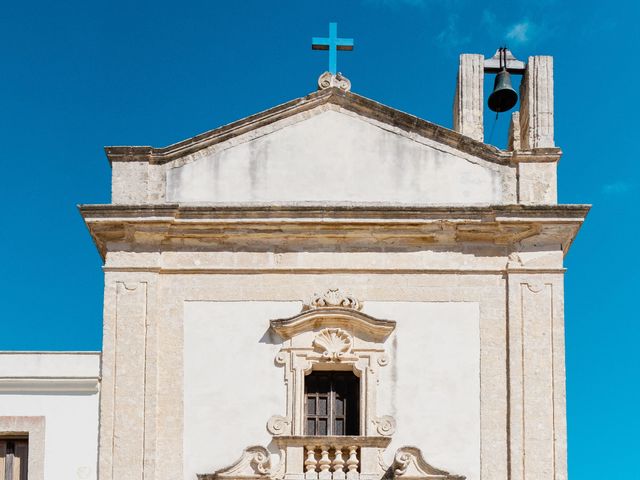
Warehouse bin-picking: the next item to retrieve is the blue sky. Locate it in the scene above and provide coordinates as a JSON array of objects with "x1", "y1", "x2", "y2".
[{"x1": 0, "y1": 0, "x2": 638, "y2": 476}]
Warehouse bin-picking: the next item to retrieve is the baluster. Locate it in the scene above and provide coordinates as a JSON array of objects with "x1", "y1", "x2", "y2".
[
  {"x1": 332, "y1": 447, "x2": 346, "y2": 480},
  {"x1": 305, "y1": 446, "x2": 318, "y2": 480},
  {"x1": 318, "y1": 446, "x2": 332, "y2": 480},
  {"x1": 345, "y1": 446, "x2": 359, "y2": 480}
]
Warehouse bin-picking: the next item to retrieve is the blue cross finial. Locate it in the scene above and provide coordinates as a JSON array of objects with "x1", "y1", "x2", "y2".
[{"x1": 312, "y1": 23, "x2": 354, "y2": 75}]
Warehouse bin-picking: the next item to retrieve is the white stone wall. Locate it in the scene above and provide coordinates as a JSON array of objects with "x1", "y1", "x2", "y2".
[
  {"x1": 165, "y1": 110, "x2": 513, "y2": 205},
  {"x1": 183, "y1": 301, "x2": 300, "y2": 479},
  {"x1": 371, "y1": 302, "x2": 480, "y2": 480},
  {"x1": 183, "y1": 300, "x2": 480, "y2": 480},
  {"x1": 0, "y1": 352, "x2": 100, "y2": 480}
]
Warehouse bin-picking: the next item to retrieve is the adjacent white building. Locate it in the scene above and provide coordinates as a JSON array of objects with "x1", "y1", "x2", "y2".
[
  {"x1": 0, "y1": 52, "x2": 588, "y2": 480},
  {"x1": 0, "y1": 353, "x2": 100, "y2": 479}
]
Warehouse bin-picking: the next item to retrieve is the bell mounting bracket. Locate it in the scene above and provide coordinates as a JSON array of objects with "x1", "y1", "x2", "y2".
[{"x1": 484, "y1": 48, "x2": 526, "y2": 74}]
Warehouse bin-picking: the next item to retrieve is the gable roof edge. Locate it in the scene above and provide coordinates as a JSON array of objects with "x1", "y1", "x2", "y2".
[{"x1": 104, "y1": 88, "x2": 559, "y2": 167}]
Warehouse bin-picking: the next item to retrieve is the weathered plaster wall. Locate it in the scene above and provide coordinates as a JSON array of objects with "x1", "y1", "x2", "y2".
[
  {"x1": 183, "y1": 301, "x2": 300, "y2": 480},
  {"x1": 371, "y1": 301, "x2": 480, "y2": 480},
  {"x1": 183, "y1": 300, "x2": 479, "y2": 480},
  {"x1": 0, "y1": 352, "x2": 100, "y2": 480},
  {"x1": 165, "y1": 109, "x2": 514, "y2": 205}
]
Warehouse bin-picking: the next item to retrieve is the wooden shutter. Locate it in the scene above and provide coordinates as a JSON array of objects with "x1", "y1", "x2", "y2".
[
  {"x1": 0, "y1": 441, "x2": 5, "y2": 480},
  {"x1": 305, "y1": 371, "x2": 359, "y2": 436},
  {"x1": 0, "y1": 439, "x2": 28, "y2": 480}
]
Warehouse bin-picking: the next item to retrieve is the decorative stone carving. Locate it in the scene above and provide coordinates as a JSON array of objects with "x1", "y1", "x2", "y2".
[
  {"x1": 393, "y1": 447, "x2": 464, "y2": 480},
  {"x1": 268, "y1": 296, "x2": 396, "y2": 437},
  {"x1": 372, "y1": 416, "x2": 396, "y2": 436},
  {"x1": 198, "y1": 446, "x2": 272, "y2": 480},
  {"x1": 271, "y1": 308, "x2": 395, "y2": 342},
  {"x1": 506, "y1": 252, "x2": 524, "y2": 269},
  {"x1": 307, "y1": 288, "x2": 362, "y2": 311},
  {"x1": 317, "y1": 72, "x2": 351, "y2": 92},
  {"x1": 377, "y1": 354, "x2": 389, "y2": 367},
  {"x1": 313, "y1": 328, "x2": 353, "y2": 361},
  {"x1": 266, "y1": 415, "x2": 291, "y2": 436}
]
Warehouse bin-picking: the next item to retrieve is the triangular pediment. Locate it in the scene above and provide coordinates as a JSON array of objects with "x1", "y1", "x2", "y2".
[{"x1": 107, "y1": 88, "x2": 519, "y2": 205}]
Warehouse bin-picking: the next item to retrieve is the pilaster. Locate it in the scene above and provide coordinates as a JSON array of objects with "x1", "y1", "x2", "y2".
[
  {"x1": 519, "y1": 56, "x2": 554, "y2": 149},
  {"x1": 98, "y1": 270, "x2": 159, "y2": 480},
  {"x1": 506, "y1": 271, "x2": 567, "y2": 480},
  {"x1": 453, "y1": 54, "x2": 484, "y2": 142}
]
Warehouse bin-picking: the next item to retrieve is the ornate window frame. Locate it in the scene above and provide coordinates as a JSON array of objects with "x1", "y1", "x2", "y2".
[{"x1": 267, "y1": 289, "x2": 396, "y2": 438}]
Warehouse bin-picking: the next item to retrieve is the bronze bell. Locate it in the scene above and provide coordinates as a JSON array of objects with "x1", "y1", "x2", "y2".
[{"x1": 488, "y1": 68, "x2": 518, "y2": 113}]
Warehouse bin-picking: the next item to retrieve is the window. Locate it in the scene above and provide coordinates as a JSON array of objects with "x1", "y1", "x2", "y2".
[
  {"x1": 0, "y1": 438, "x2": 28, "y2": 480},
  {"x1": 305, "y1": 371, "x2": 359, "y2": 436}
]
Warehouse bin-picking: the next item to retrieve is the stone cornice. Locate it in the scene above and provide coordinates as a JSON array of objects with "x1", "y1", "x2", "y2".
[
  {"x1": 273, "y1": 435, "x2": 392, "y2": 448},
  {"x1": 0, "y1": 377, "x2": 100, "y2": 394},
  {"x1": 511, "y1": 148, "x2": 562, "y2": 163},
  {"x1": 270, "y1": 307, "x2": 396, "y2": 341},
  {"x1": 79, "y1": 203, "x2": 590, "y2": 260},
  {"x1": 104, "y1": 88, "x2": 561, "y2": 167}
]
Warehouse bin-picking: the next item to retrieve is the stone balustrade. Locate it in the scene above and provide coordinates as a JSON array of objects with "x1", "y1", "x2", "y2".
[
  {"x1": 304, "y1": 444, "x2": 359, "y2": 480},
  {"x1": 275, "y1": 436, "x2": 391, "y2": 480}
]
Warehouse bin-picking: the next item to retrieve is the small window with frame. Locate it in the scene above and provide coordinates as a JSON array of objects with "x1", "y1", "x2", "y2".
[
  {"x1": 305, "y1": 371, "x2": 359, "y2": 436},
  {"x1": 0, "y1": 437, "x2": 28, "y2": 480}
]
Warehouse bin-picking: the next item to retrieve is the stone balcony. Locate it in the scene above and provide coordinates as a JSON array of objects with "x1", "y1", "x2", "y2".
[
  {"x1": 198, "y1": 436, "x2": 464, "y2": 480},
  {"x1": 275, "y1": 436, "x2": 391, "y2": 480}
]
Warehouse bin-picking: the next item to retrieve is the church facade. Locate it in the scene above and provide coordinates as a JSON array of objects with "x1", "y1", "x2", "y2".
[{"x1": 0, "y1": 52, "x2": 588, "y2": 480}]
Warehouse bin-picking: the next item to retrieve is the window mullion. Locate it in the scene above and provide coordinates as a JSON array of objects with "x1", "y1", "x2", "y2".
[{"x1": 329, "y1": 375, "x2": 336, "y2": 435}]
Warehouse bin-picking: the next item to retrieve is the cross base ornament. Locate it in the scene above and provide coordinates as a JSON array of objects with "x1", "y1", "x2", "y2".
[{"x1": 317, "y1": 72, "x2": 351, "y2": 92}]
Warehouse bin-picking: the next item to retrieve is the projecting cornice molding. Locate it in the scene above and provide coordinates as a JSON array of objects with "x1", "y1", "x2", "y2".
[
  {"x1": 79, "y1": 203, "x2": 590, "y2": 260},
  {"x1": 0, "y1": 377, "x2": 100, "y2": 394},
  {"x1": 270, "y1": 308, "x2": 396, "y2": 342}
]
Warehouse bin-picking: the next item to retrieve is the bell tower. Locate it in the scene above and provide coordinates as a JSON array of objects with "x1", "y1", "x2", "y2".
[
  {"x1": 454, "y1": 49, "x2": 554, "y2": 147},
  {"x1": 454, "y1": 49, "x2": 557, "y2": 205}
]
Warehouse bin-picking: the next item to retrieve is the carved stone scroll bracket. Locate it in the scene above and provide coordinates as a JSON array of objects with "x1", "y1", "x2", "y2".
[
  {"x1": 318, "y1": 72, "x2": 351, "y2": 92},
  {"x1": 392, "y1": 447, "x2": 465, "y2": 480},
  {"x1": 198, "y1": 446, "x2": 273, "y2": 480},
  {"x1": 267, "y1": 415, "x2": 292, "y2": 436},
  {"x1": 371, "y1": 416, "x2": 396, "y2": 436}
]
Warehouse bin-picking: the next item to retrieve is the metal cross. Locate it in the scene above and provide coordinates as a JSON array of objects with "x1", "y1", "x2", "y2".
[{"x1": 312, "y1": 23, "x2": 354, "y2": 75}]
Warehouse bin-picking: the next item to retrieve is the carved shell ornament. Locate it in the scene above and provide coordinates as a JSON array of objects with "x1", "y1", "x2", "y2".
[
  {"x1": 307, "y1": 288, "x2": 362, "y2": 311},
  {"x1": 313, "y1": 328, "x2": 353, "y2": 361}
]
